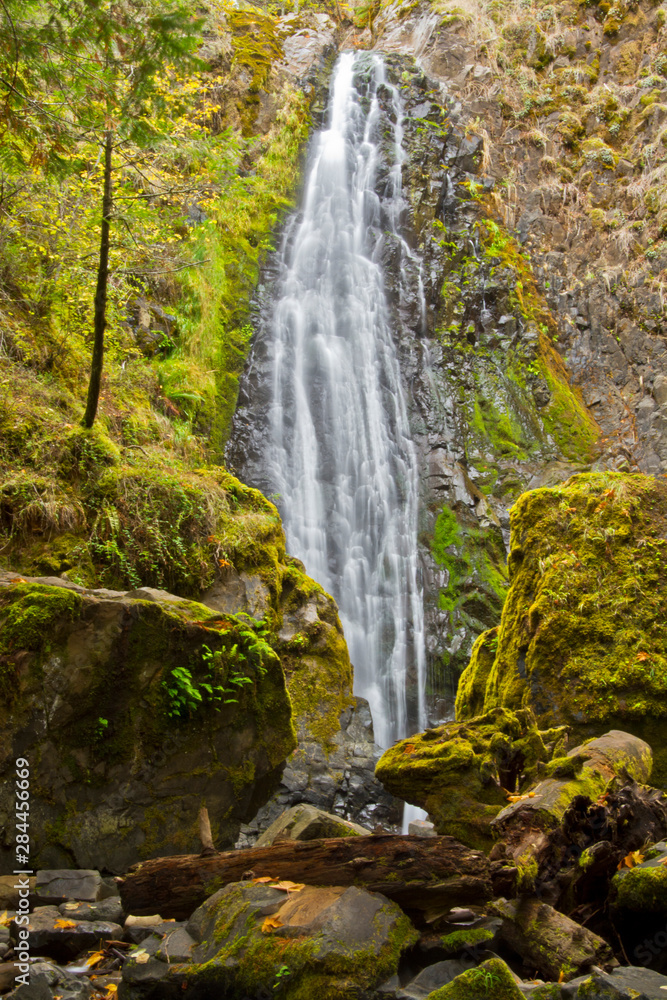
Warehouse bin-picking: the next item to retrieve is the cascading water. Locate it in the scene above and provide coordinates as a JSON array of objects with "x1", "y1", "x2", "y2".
[{"x1": 236, "y1": 51, "x2": 428, "y2": 821}]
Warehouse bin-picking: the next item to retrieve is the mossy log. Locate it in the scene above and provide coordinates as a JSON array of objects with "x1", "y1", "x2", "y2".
[{"x1": 117, "y1": 834, "x2": 492, "y2": 919}]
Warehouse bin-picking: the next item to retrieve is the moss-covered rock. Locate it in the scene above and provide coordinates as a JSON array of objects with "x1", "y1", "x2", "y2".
[
  {"x1": 177, "y1": 881, "x2": 419, "y2": 1000},
  {"x1": 456, "y1": 472, "x2": 667, "y2": 786},
  {"x1": 611, "y1": 844, "x2": 667, "y2": 917},
  {"x1": 423, "y1": 957, "x2": 524, "y2": 1000},
  {"x1": 490, "y1": 898, "x2": 614, "y2": 982},
  {"x1": 0, "y1": 573, "x2": 298, "y2": 873},
  {"x1": 374, "y1": 707, "x2": 567, "y2": 849},
  {"x1": 492, "y1": 730, "x2": 652, "y2": 865}
]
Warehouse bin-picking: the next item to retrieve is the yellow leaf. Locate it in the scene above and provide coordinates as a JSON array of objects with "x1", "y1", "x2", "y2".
[
  {"x1": 85, "y1": 951, "x2": 106, "y2": 967},
  {"x1": 617, "y1": 850, "x2": 644, "y2": 871},
  {"x1": 270, "y1": 881, "x2": 305, "y2": 893},
  {"x1": 558, "y1": 971, "x2": 566, "y2": 984},
  {"x1": 54, "y1": 919, "x2": 78, "y2": 929},
  {"x1": 0, "y1": 912, "x2": 10, "y2": 927},
  {"x1": 105, "y1": 986, "x2": 118, "y2": 997},
  {"x1": 252, "y1": 876, "x2": 277, "y2": 884},
  {"x1": 261, "y1": 915, "x2": 283, "y2": 933}
]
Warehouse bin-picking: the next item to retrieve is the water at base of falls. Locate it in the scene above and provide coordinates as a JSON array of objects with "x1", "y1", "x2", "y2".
[{"x1": 254, "y1": 52, "x2": 427, "y2": 757}]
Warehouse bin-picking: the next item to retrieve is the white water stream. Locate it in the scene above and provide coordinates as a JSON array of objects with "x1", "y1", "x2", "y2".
[{"x1": 264, "y1": 53, "x2": 428, "y2": 817}]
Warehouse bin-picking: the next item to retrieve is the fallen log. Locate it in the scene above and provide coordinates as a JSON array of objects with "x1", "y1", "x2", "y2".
[{"x1": 118, "y1": 834, "x2": 491, "y2": 920}]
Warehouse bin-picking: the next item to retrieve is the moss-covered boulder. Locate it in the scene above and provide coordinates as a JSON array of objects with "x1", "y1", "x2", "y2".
[
  {"x1": 456, "y1": 473, "x2": 667, "y2": 786},
  {"x1": 490, "y1": 898, "x2": 614, "y2": 981},
  {"x1": 423, "y1": 958, "x2": 524, "y2": 1000},
  {"x1": 172, "y1": 881, "x2": 418, "y2": 1000},
  {"x1": 492, "y1": 730, "x2": 653, "y2": 862},
  {"x1": 0, "y1": 573, "x2": 298, "y2": 873},
  {"x1": 374, "y1": 707, "x2": 567, "y2": 850}
]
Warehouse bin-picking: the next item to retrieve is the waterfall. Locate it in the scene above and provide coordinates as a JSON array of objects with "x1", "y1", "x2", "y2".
[{"x1": 241, "y1": 51, "x2": 427, "y2": 757}]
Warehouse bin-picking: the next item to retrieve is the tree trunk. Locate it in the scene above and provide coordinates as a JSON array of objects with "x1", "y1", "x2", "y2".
[
  {"x1": 117, "y1": 834, "x2": 492, "y2": 920},
  {"x1": 82, "y1": 128, "x2": 113, "y2": 429}
]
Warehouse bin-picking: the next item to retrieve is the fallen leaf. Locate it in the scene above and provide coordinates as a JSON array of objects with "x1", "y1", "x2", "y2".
[
  {"x1": 558, "y1": 971, "x2": 566, "y2": 984},
  {"x1": 528, "y1": 792, "x2": 536, "y2": 798},
  {"x1": 270, "y1": 881, "x2": 305, "y2": 893},
  {"x1": 617, "y1": 850, "x2": 644, "y2": 871},
  {"x1": 252, "y1": 876, "x2": 277, "y2": 884},
  {"x1": 86, "y1": 951, "x2": 106, "y2": 968},
  {"x1": 132, "y1": 950, "x2": 150, "y2": 965},
  {"x1": 261, "y1": 915, "x2": 283, "y2": 933},
  {"x1": 636, "y1": 652, "x2": 649, "y2": 662},
  {"x1": 403, "y1": 744, "x2": 416, "y2": 755},
  {"x1": 54, "y1": 919, "x2": 78, "y2": 929},
  {"x1": 0, "y1": 911, "x2": 10, "y2": 926},
  {"x1": 105, "y1": 986, "x2": 118, "y2": 997}
]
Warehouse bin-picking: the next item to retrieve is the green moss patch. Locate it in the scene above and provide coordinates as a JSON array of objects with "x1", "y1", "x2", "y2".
[{"x1": 456, "y1": 472, "x2": 667, "y2": 786}]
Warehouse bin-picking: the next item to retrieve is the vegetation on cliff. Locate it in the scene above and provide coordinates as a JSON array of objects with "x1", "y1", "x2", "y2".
[{"x1": 0, "y1": 0, "x2": 313, "y2": 594}]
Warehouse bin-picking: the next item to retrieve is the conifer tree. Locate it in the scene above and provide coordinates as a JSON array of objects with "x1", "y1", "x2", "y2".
[{"x1": 0, "y1": 0, "x2": 202, "y2": 427}]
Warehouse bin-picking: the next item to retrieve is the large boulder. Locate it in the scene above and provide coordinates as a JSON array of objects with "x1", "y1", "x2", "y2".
[
  {"x1": 456, "y1": 473, "x2": 667, "y2": 786},
  {"x1": 0, "y1": 574, "x2": 297, "y2": 872}
]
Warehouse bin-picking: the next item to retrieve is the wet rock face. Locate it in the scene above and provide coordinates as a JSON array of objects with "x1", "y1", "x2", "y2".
[
  {"x1": 373, "y1": 0, "x2": 667, "y2": 481},
  {"x1": 0, "y1": 573, "x2": 297, "y2": 873},
  {"x1": 236, "y1": 698, "x2": 403, "y2": 847}
]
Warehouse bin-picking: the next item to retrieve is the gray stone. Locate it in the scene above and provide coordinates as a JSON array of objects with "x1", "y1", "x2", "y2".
[
  {"x1": 125, "y1": 921, "x2": 184, "y2": 945},
  {"x1": 254, "y1": 803, "x2": 371, "y2": 847},
  {"x1": 654, "y1": 375, "x2": 667, "y2": 407},
  {"x1": 399, "y1": 959, "x2": 468, "y2": 997},
  {"x1": 408, "y1": 820, "x2": 437, "y2": 838},
  {"x1": 35, "y1": 870, "x2": 102, "y2": 904},
  {"x1": 562, "y1": 966, "x2": 667, "y2": 999}
]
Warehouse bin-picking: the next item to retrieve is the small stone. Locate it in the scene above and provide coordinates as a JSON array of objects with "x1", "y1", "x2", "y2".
[
  {"x1": 400, "y1": 959, "x2": 468, "y2": 997},
  {"x1": 408, "y1": 819, "x2": 437, "y2": 838},
  {"x1": 447, "y1": 908, "x2": 476, "y2": 923},
  {"x1": 654, "y1": 374, "x2": 667, "y2": 406}
]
